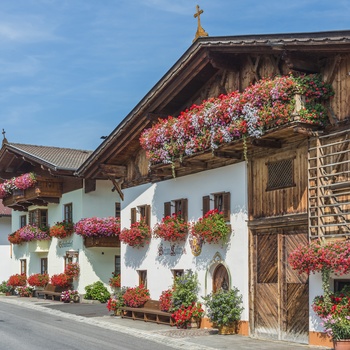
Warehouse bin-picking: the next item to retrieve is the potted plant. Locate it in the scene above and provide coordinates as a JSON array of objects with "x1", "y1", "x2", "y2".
[
  {"x1": 50, "y1": 273, "x2": 72, "y2": 289},
  {"x1": 191, "y1": 209, "x2": 231, "y2": 244},
  {"x1": 171, "y1": 302, "x2": 204, "y2": 329},
  {"x1": 203, "y1": 287, "x2": 244, "y2": 335},
  {"x1": 61, "y1": 290, "x2": 79, "y2": 303},
  {"x1": 312, "y1": 287, "x2": 350, "y2": 349},
  {"x1": 27, "y1": 273, "x2": 49, "y2": 288},
  {"x1": 119, "y1": 220, "x2": 151, "y2": 248},
  {"x1": 0, "y1": 281, "x2": 13, "y2": 295},
  {"x1": 107, "y1": 287, "x2": 127, "y2": 316},
  {"x1": 64, "y1": 262, "x2": 80, "y2": 279},
  {"x1": 153, "y1": 214, "x2": 189, "y2": 242},
  {"x1": 159, "y1": 288, "x2": 173, "y2": 312},
  {"x1": 49, "y1": 220, "x2": 74, "y2": 239},
  {"x1": 17, "y1": 286, "x2": 34, "y2": 297},
  {"x1": 7, "y1": 274, "x2": 27, "y2": 288},
  {"x1": 122, "y1": 284, "x2": 150, "y2": 307},
  {"x1": 109, "y1": 273, "x2": 121, "y2": 289}
]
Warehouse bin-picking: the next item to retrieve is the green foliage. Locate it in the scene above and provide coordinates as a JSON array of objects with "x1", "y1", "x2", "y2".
[
  {"x1": 84, "y1": 281, "x2": 110, "y2": 303},
  {"x1": 172, "y1": 270, "x2": 199, "y2": 311},
  {"x1": 0, "y1": 280, "x2": 12, "y2": 293},
  {"x1": 203, "y1": 287, "x2": 244, "y2": 327}
]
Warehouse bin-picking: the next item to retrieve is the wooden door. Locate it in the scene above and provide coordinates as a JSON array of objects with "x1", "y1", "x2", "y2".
[
  {"x1": 252, "y1": 230, "x2": 308, "y2": 343},
  {"x1": 213, "y1": 264, "x2": 229, "y2": 292}
]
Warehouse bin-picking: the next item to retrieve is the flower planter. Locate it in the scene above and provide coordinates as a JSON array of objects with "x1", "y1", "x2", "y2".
[
  {"x1": 28, "y1": 240, "x2": 50, "y2": 252},
  {"x1": 218, "y1": 323, "x2": 238, "y2": 335},
  {"x1": 333, "y1": 339, "x2": 350, "y2": 350},
  {"x1": 84, "y1": 236, "x2": 120, "y2": 248}
]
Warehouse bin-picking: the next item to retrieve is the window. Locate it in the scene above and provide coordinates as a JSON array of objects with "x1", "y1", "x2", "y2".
[
  {"x1": 115, "y1": 202, "x2": 121, "y2": 218},
  {"x1": 29, "y1": 209, "x2": 48, "y2": 228},
  {"x1": 172, "y1": 269, "x2": 184, "y2": 279},
  {"x1": 20, "y1": 259, "x2": 27, "y2": 275},
  {"x1": 130, "y1": 205, "x2": 151, "y2": 226},
  {"x1": 20, "y1": 215, "x2": 27, "y2": 228},
  {"x1": 41, "y1": 258, "x2": 48, "y2": 274},
  {"x1": 115, "y1": 255, "x2": 121, "y2": 275},
  {"x1": 164, "y1": 199, "x2": 188, "y2": 221},
  {"x1": 334, "y1": 279, "x2": 350, "y2": 293},
  {"x1": 138, "y1": 270, "x2": 147, "y2": 287},
  {"x1": 64, "y1": 203, "x2": 73, "y2": 222},
  {"x1": 202, "y1": 192, "x2": 231, "y2": 221},
  {"x1": 267, "y1": 158, "x2": 295, "y2": 190}
]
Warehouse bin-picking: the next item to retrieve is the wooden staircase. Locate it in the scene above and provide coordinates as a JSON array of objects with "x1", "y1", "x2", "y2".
[{"x1": 308, "y1": 129, "x2": 350, "y2": 240}]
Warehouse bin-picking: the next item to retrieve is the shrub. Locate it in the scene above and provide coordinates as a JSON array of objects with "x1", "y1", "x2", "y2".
[
  {"x1": 172, "y1": 270, "x2": 199, "y2": 311},
  {"x1": 84, "y1": 281, "x2": 110, "y2": 303},
  {"x1": 203, "y1": 287, "x2": 244, "y2": 327},
  {"x1": 0, "y1": 281, "x2": 12, "y2": 293},
  {"x1": 123, "y1": 285, "x2": 150, "y2": 307}
]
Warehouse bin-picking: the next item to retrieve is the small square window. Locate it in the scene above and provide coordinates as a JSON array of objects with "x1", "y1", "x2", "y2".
[{"x1": 267, "y1": 159, "x2": 295, "y2": 190}]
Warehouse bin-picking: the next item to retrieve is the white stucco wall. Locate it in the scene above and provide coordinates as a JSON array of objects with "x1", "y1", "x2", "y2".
[
  {"x1": 121, "y1": 162, "x2": 250, "y2": 321},
  {"x1": 0, "y1": 216, "x2": 17, "y2": 282},
  {"x1": 10, "y1": 180, "x2": 120, "y2": 294}
]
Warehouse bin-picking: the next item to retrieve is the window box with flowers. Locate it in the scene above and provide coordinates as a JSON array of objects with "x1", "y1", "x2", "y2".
[
  {"x1": 64, "y1": 263, "x2": 80, "y2": 280},
  {"x1": 109, "y1": 273, "x2": 121, "y2": 289},
  {"x1": 289, "y1": 240, "x2": 350, "y2": 348},
  {"x1": 119, "y1": 220, "x2": 151, "y2": 248},
  {"x1": 122, "y1": 285, "x2": 150, "y2": 308},
  {"x1": 14, "y1": 224, "x2": 51, "y2": 252},
  {"x1": 74, "y1": 217, "x2": 120, "y2": 247},
  {"x1": 191, "y1": 209, "x2": 231, "y2": 244},
  {"x1": 50, "y1": 220, "x2": 74, "y2": 239},
  {"x1": 0, "y1": 172, "x2": 37, "y2": 199},
  {"x1": 153, "y1": 214, "x2": 189, "y2": 242},
  {"x1": 8, "y1": 230, "x2": 23, "y2": 245},
  {"x1": 140, "y1": 74, "x2": 333, "y2": 167}
]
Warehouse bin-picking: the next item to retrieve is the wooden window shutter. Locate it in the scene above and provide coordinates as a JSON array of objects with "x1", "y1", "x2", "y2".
[
  {"x1": 145, "y1": 205, "x2": 151, "y2": 227},
  {"x1": 131, "y1": 208, "x2": 137, "y2": 224},
  {"x1": 202, "y1": 196, "x2": 210, "y2": 215},
  {"x1": 181, "y1": 198, "x2": 188, "y2": 222},
  {"x1": 222, "y1": 192, "x2": 231, "y2": 221},
  {"x1": 164, "y1": 202, "x2": 171, "y2": 218}
]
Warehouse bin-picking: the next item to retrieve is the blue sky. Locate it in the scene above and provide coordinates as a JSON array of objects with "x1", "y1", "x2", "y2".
[{"x1": 1, "y1": 0, "x2": 349, "y2": 151}]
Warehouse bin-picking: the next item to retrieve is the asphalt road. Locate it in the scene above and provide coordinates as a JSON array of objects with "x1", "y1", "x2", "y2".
[{"x1": 0, "y1": 301, "x2": 175, "y2": 350}]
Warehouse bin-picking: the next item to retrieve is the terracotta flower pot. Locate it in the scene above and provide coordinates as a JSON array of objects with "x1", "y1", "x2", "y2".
[{"x1": 333, "y1": 339, "x2": 350, "y2": 350}]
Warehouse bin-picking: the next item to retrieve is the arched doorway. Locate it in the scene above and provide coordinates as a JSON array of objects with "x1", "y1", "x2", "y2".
[{"x1": 213, "y1": 263, "x2": 229, "y2": 292}]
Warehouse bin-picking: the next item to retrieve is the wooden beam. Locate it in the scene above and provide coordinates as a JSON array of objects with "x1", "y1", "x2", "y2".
[
  {"x1": 213, "y1": 150, "x2": 242, "y2": 159},
  {"x1": 99, "y1": 164, "x2": 126, "y2": 177},
  {"x1": 181, "y1": 160, "x2": 207, "y2": 169},
  {"x1": 207, "y1": 52, "x2": 239, "y2": 71},
  {"x1": 85, "y1": 178, "x2": 96, "y2": 193},
  {"x1": 109, "y1": 177, "x2": 124, "y2": 201},
  {"x1": 251, "y1": 139, "x2": 282, "y2": 148}
]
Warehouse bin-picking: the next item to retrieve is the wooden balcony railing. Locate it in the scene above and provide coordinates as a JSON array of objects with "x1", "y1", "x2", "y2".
[{"x1": 3, "y1": 178, "x2": 63, "y2": 210}]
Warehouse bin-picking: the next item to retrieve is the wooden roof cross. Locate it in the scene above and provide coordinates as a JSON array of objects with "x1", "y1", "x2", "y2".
[{"x1": 193, "y1": 5, "x2": 208, "y2": 43}]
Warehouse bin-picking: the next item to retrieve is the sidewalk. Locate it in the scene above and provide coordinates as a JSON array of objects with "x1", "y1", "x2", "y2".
[{"x1": 0, "y1": 296, "x2": 330, "y2": 350}]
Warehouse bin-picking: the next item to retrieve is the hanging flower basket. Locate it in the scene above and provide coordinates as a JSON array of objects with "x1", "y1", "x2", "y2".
[
  {"x1": 64, "y1": 263, "x2": 80, "y2": 279},
  {"x1": 109, "y1": 273, "x2": 121, "y2": 289},
  {"x1": 153, "y1": 214, "x2": 189, "y2": 242},
  {"x1": 191, "y1": 209, "x2": 231, "y2": 244},
  {"x1": 119, "y1": 220, "x2": 151, "y2": 248}
]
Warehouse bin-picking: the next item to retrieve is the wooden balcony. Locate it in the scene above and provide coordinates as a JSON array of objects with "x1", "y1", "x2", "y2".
[
  {"x1": 84, "y1": 236, "x2": 120, "y2": 248},
  {"x1": 3, "y1": 178, "x2": 63, "y2": 211}
]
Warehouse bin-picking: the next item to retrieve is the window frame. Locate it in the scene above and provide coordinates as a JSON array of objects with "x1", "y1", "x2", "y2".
[
  {"x1": 41, "y1": 258, "x2": 48, "y2": 274},
  {"x1": 64, "y1": 203, "x2": 73, "y2": 222},
  {"x1": 20, "y1": 259, "x2": 27, "y2": 275}
]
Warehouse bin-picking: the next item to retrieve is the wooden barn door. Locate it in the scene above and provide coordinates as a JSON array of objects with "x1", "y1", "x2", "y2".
[{"x1": 252, "y1": 230, "x2": 308, "y2": 343}]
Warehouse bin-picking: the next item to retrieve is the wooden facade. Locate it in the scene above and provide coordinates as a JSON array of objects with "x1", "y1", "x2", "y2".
[{"x1": 77, "y1": 31, "x2": 350, "y2": 345}]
